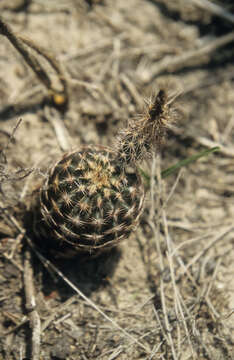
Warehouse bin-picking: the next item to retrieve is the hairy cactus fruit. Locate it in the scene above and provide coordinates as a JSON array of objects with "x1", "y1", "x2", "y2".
[{"x1": 33, "y1": 90, "x2": 171, "y2": 257}]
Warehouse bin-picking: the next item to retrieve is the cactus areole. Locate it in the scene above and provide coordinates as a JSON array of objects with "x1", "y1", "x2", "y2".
[{"x1": 33, "y1": 90, "x2": 171, "y2": 256}]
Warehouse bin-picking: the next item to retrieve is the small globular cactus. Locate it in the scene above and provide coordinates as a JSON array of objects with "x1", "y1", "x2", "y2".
[{"x1": 33, "y1": 90, "x2": 171, "y2": 257}]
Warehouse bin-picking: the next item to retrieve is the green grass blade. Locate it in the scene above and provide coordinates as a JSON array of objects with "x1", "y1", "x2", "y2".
[
  {"x1": 161, "y1": 146, "x2": 219, "y2": 178},
  {"x1": 138, "y1": 147, "x2": 220, "y2": 183}
]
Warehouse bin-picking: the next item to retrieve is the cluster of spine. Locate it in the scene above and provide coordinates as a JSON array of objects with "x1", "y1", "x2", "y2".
[
  {"x1": 34, "y1": 146, "x2": 144, "y2": 256},
  {"x1": 116, "y1": 90, "x2": 170, "y2": 165},
  {"x1": 34, "y1": 90, "x2": 171, "y2": 257}
]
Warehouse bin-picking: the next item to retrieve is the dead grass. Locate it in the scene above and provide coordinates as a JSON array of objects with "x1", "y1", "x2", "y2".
[{"x1": 0, "y1": 0, "x2": 234, "y2": 359}]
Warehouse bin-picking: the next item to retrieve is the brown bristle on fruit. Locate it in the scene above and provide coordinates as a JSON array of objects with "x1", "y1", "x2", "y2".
[{"x1": 116, "y1": 89, "x2": 171, "y2": 164}]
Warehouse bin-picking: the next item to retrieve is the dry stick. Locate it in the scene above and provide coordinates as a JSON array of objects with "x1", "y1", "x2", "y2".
[
  {"x1": 171, "y1": 92, "x2": 234, "y2": 155},
  {"x1": 176, "y1": 291, "x2": 202, "y2": 353},
  {"x1": 120, "y1": 74, "x2": 143, "y2": 109},
  {"x1": 158, "y1": 241, "x2": 178, "y2": 356},
  {"x1": 1, "y1": 119, "x2": 22, "y2": 154},
  {"x1": 149, "y1": 158, "x2": 207, "y2": 358},
  {"x1": 182, "y1": 67, "x2": 234, "y2": 96},
  {"x1": 171, "y1": 232, "x2": 226, "y2": 292},
  {"x1": 103, "y1": 327, "x2": 159, "y2": 358},
  {"x1": 4, "y1": 317, "x2": 29, "y2": 336},
  {"x1": 205, "y1": 297, "x2": 221, "y2": 321},
  {"x1": 97, "y1": 51, "x2": 114, "y2": 82},
  {"x1": 0, "y1": 119, "x2": 22, "y2": 165},
  {"x1": 204, "y1": 257, "x2": 222, "y2": 315},
  {"x1": 152, "y1": 306, "x2": 169, "y2": 350},
  {"x1": 158, "y1": 167, "x2": 194, "y2": 358},
  {"x1": 41, "y1": 295, "x2": 79, "y2": 332},
  {"x1": 175, "y1": 288, "x2": 212, "y2": 359},
  {"x1": 43, "y1": 106, "x2": 71, "y2": 151},
  {"x1": 148, "y1": 340, "x2": 164, "y2": 360},
  {"x1": 24, "y1": 248, "x2": 41, "y2": 360},
  {"x1": 188, "y1": 0, "x2": 234, "y2": 24},
  {"x1": 0, "y1": 16, "x2": 68, "y2": 107},
  {"x1": 2, "y1": 250, "x2": 24, "y2": 273},
  {"x1": 149, "y1": 156, "x2": 178, "y2": 359},
  {"x1": 171, "y1": 232, "x2": 216, "y2": 257},
  {"x1": 168, "y1": 234, "x2": 201, "y2": 291},
  {"x1": 164, "y1": 169, "x2": 183, "y2": 207},
  {"x1": 148, "y1": 31, "x2": 234, "y2": 81},
  {"x1": 160, "y1": 280, "x2": 178, "y2": 360},
  {"x1": 20, "y1": 36, "x2": 67, "y2": 91},
  {"x1": 152, "y1": 162, "x2": 202, "y2": 287},
  {"x1": 112, "y1": 38, "x2": 121, "y2": 79},
  {"x1": 0, "y1": 17, "x2": 51, "y2": 90},
  {"x1": 178, "y1": 225, "x2": 234, "y2": 278},
  {"x1": 195, "y1": 135, "x2": 234, "y2": 158},
  {"x1": 110, "y1": 327, "x2": 162, "y2": 359},
  {"x1": 71, "y1": 71, "x2": 120, "y2": 111},
  {"x1": 220, "y1": 309, "x2": 234, "y2": 321},
  {"x1": 172, "y1": 127, "x2": 234, "y2": 158},
  {"x1": 63, "y1": 38, "x2": 114, "y2": 61},
  {"x1": 164, "y1": 214, "x2": 195, "y2": 359}
]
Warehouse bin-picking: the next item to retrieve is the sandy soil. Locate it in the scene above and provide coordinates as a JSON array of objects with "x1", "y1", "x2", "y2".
[{"x1": 0, "y1": 0, "x2": 234, "y2": 359}]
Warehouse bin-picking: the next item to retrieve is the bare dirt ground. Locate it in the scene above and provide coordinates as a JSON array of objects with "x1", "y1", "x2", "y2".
[{"x1": 0, "y1": 0, "x2": 234, "y2": 359}]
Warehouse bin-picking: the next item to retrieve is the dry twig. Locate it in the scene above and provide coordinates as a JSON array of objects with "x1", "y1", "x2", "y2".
[
  {"x1": 177, "y1": 225, "x2": 234, "y2": 278},
  {"x1": 143, "y1": 31, "x2": 234, "y2": 83},
  {"x1": 188, "y1": 0, "x2": 234, "y2": 24},
  {"x1": 43, "y1": 106, "x2": 72, "y2": 151},
  {"x1": 24, "y1": 248, "x2": 41, "y2": 360}
]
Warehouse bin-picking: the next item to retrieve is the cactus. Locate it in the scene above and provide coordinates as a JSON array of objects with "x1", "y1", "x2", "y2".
[{"x1": 33, "y1": 90, "x2": 171, "y2": 257}]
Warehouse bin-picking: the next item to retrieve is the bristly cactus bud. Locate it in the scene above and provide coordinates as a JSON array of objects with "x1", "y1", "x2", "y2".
[
  {"x1": 33, "y1": 90, "x2": 171, "y2": 257},
  {"x1": 116, "y1": 89, "x2": 171, "y2": 165}
]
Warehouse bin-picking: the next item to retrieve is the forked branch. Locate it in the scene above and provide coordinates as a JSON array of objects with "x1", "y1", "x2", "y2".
[{"x1": 0, "y1": 16, "x2": 68, "y2": 111}]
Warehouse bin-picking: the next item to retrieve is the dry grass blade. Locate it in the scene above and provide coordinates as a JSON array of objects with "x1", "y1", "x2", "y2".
[
  {"x1": 120, "y1": 74, "x2": 143, "y2": 109},
  {"x1": 195, "y1": 136, "x2": 234, "y2": 157},
  {"x1": 172, "y1": 126, "x2": 234, "y2": 157},
  {"x1": 147, "y1": 31, "x2": 234, "y2": 82},
  {"x1": 160, "y1": 279, "x2": 178, "y2": 360},
  {"x1": 0, "y1": 119, "x2": 22, "y2": 159},
  {"x1": 41, "y1": 295, "x2": 78, "y2": 332},
  {"x1": 148, "y1": 156, "x2": 179, "y2": 359},
  {"x1": 178, "y1": 225, "x2": 234, "y2": 277},
  {"x1": 188, "y1": 0, "x2": 234, "y2": 24},
  {"x1": 145, "y1": 148, "x2": 234, "y2": 358},
  {"x1": 164, "y1": 213, "x2": 195, "y2": 359},
  {"x1": 43, "y1": 106, "x2": 72, "y2": 151}
]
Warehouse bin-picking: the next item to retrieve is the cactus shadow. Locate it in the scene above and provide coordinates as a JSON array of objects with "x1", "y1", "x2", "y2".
[
  {"x1": 25, "y1": 209, "x2": 122, "y2": 300},
  {"x1": 34, "y1": 247, "x2": 122, "y2": 300}
]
